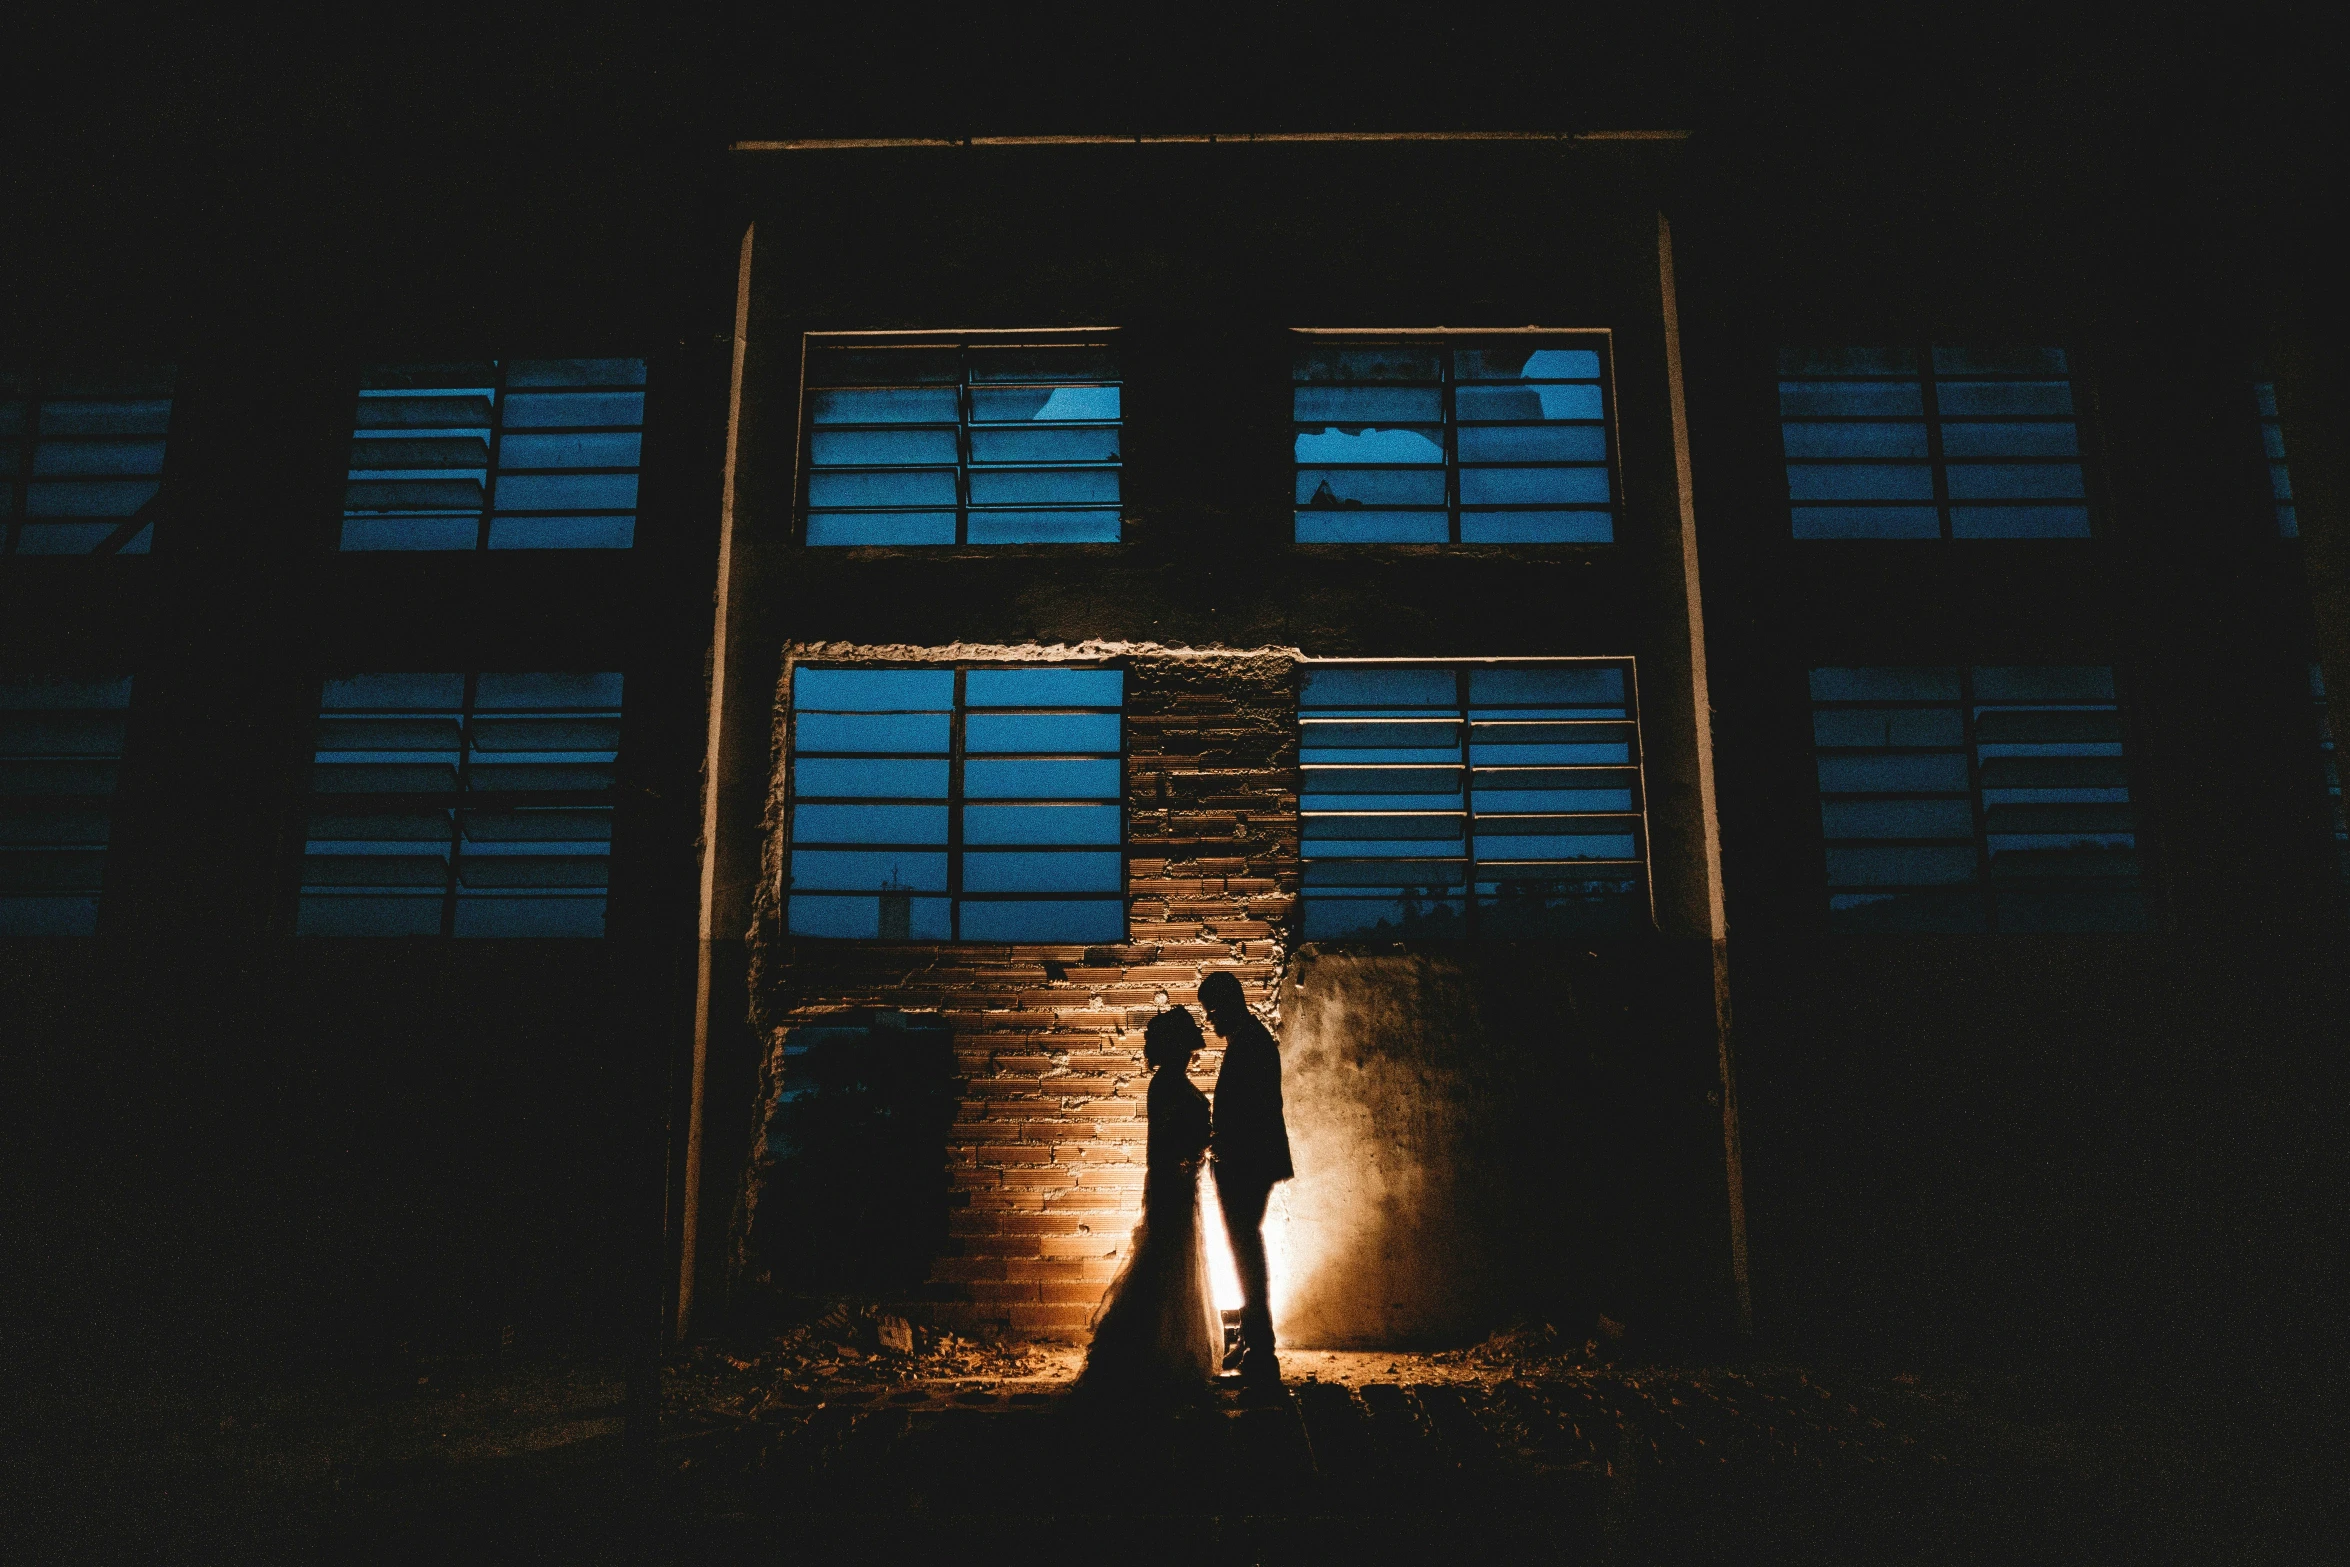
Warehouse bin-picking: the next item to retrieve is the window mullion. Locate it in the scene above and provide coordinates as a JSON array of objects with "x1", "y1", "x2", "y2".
[
  {"x1": 1443, "y1": 349, "x2": 1461, "y2": 544},
  {"x1": 1958, "y1": 667, "x2": 1995, "y2": 931},
  {"x1": 478, "y1": 360, "x2": 509, "y2": 551},
  {"x1": 446, "y1": 673, "x2": 478, "y2": 938},
  {"x1": 956, "y1": 347, "x2": 972, "y2": 547},
  {"x1": 948, "y1": 666, "x2": 967, "y2": 940},
  {"x1": 1116, "y1": 670, "x2": 1130, "y2": 940},
  {"x1": 1458, "y1": 664, "x2": 1476, "y2": 937},
  {"x1": 1625, "y1": 660, "x2": 1652, "y2": 928},
  {"x1": 1920, "y1": 345, "x2": 1953, "y2": 541},
  {"x1": 778, "y1": 661, "x2": 798, "y2": 911}
]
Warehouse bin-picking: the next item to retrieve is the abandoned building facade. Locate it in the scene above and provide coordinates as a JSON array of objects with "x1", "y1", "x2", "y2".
[{"x1": 7, "y1": 132, "x2": 2343, "y2": 1369}]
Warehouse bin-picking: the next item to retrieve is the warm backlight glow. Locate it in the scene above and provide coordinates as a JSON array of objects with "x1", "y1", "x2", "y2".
[
  {"x1": 1199, "y1": 1169, "x2": 1309, "y2": 1326},
  {"x1": 1199, "y1": 1170, "x2": 1246, "y2": 1313}
]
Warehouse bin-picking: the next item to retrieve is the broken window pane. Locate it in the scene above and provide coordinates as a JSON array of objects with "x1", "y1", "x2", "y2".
[
  {"x1": 340, "y1": 359, "x2": 646, "y2": 551},
  {"x1": 787, "y1": 663, "x2": 1124, "y2": 941},
  {"x1": 802, "y1": 339, "x2": 1122, "y2": 546},
  {"x1": 1293, "y1": 338, "x2": 1615, "y2": 544}
]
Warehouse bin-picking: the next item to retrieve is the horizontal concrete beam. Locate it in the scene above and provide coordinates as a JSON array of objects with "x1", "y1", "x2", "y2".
[{"x1": 732, "y1": 130, "x2": 1691, "y2": 152}]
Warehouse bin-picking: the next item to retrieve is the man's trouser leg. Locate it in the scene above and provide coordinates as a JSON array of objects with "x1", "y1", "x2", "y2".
[{"x1": 1216, "y1": 1167, "x2": 1275, "y2": 1365}]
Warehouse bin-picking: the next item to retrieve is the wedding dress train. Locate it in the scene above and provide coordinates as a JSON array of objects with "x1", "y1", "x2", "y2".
[{"x1": 1076, "y1": 1064, "x2": 1220, "y2": 1396}]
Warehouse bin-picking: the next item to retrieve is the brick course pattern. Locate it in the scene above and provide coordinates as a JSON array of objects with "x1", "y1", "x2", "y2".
[{"x1": 740, "y1": 644, "x2": 1301, "y2": 1338}]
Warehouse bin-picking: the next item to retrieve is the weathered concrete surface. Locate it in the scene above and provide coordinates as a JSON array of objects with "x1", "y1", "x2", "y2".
[{"x1": 1271, "y1": 948, "x2": 1587, "y2": 1348}]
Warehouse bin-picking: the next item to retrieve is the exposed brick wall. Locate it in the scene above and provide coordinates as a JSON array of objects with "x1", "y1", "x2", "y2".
[{"x1": 739, "y1": 643, "x2": 1301, "y2": 1337}]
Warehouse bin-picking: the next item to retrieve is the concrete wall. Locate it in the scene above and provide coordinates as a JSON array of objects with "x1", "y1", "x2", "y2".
[{"x1": 1274, "y1": 950, "x2": 1571, "y2": 1346}]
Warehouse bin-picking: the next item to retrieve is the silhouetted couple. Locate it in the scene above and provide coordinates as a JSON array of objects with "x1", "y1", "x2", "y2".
[{"x1": 1078, "y1": 972, "x2": 1291, "y2": 1401}]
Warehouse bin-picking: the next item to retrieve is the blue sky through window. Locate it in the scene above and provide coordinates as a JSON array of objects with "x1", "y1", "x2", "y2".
[
  {"x1": 802, "y1": 341, "x2": 1122, "y2": 546},
  {"x1": 1812, "y1": 665, "x2": 2145, "y2": 931},
  {"x1": 1299, "y1": 661, "x2": 1645, "y2": 937},
  {"x1": 2, "y1": 368, "x2": 175, "y2": 556},
  {"x1": 300, "y1": 672, "x2": 623, "y2": 935},
  {"x1": 787, "y1": 664, "x2": 1124, "y2": 941},
  {"x1": 1293, "y1": 342, "x2": 1614, "y2": 544},
  {"x1": 1780, "y1": 347, "x2": 2089, "y2": 539},
  {"x1": 341, "y1": 359, "x2": 645, "y2": 550}
]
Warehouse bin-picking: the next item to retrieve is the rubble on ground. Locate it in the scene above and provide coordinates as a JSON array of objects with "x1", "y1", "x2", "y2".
[
  {"x1": 662, "y1": 1302, "x2": 1082, "y2": 1431},
  {"x1": 660, "y1": 1301, "x2": 1938, "y2": 1488}
]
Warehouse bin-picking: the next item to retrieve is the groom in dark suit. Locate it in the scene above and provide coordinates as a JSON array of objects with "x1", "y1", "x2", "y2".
[{"x1": 1202, "y1": 970, "x2": 1291, "y2": 1390}]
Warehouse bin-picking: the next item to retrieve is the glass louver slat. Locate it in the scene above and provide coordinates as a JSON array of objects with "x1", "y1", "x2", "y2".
[
  {"x1": 0, "y1": 675, "x2": 134, "y2": 932},
  {"x1": 802, "y1": 340, "x2": 1123, "y2": 547},
  {"x1": 1299, "y1": 661, "x2": 1646, "y2": 938},
  {"x1": 2, "y1": 368, "x2": 175, "y2": 556},
  {"x1": 786, "y1": 664, "x2": 1124, "y2": 941},
  {"x1": 1292, "y1": 340, "x2": 1615, "y2": 544},
  {"x1": 299, "y1": 671, "x2": 623, "y2": 935},
  {"x1": 340, "y1": 359, "x2": 646, "y2": 551},
  {"x1": 1811, "y1": 663, "x2": 2147, "y2": 931},
  {"x1": 1780, "y1": 346, "x2": 2091, "y2": 539}
]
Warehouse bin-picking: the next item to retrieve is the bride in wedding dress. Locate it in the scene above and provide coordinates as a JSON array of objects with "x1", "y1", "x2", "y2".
[{"x1": 1075, "y1": 1007, "x2": 1221, "y2": 1398}]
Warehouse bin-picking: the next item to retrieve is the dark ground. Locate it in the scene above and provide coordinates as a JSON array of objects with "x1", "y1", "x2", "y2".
[{"x1": 11, "y1": 1313, "x2": 2340, "y2": 1566}]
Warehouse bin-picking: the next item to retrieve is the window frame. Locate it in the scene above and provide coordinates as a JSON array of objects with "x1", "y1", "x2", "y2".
[
  {"x1": 296, "y1": 670, "x2": 626, "y2": 938},
  {"x1": 780, "y1": 658, "x2": 1130, "y2": 944},
  {"x1": 2252, "y1": 380, "x2": 2296, "y2": 539},
  {"x1": 1809, "y1": 663, "x2": 2151, "y2": 933},
  {"x1": 338, "y1": 357, "x2": 649, "y2": 552},
  {"x1": 1296, "y1": 655, "x2": 1654, "y2": 940},
  {"x1": 2309, "y1": 662, "x2": 2346, "y2": 888},
  {"x1": 1287, "y1": 327, "x2": 1622, "y2": 547},
  {"x1": 1777, "y1": 344, "x2": 2100, "y2": 541},
  {"x1": 0, "y1": 672, "x2": 136, "y2": 935},
  {"x1": 2, "y1": 367, "x2": 178, "y2": 557},
  {"x1": 792, "y1": 329, "x2": 1126, "y2": 549}
]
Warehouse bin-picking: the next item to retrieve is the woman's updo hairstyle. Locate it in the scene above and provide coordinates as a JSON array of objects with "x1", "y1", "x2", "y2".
[{"x1": 1141, "y1": 1007, "x2": 1204, "y2": 1071}]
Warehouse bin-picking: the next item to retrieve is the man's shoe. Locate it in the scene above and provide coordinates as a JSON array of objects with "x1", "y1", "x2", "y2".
[
  {"x1": 1239, "y1": 1355, "x2": 1282, "y2": 1391},
  {"x1": 1221, "y1": 1341, "x2": 1246, "y2": 1372}
]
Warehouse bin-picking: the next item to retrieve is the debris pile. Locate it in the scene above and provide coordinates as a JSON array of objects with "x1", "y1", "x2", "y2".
[
  {"x1": 662, "y1": 1303, "x2": 1077, "y2": 1433},
  {"x1": 1410, "y1": 1313, "x2": 1628, "y2": 1375}
]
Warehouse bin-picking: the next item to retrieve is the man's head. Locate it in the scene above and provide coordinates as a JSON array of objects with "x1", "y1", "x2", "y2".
[{"x1": 1197, "y1": 971, "x2": 1249, "y2": 1034}]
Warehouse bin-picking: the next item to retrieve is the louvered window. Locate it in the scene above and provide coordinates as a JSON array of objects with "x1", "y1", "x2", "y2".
[
  {"x1": 341, "y1": 360, "x2": 646, "y2": 550},
  {"x1": 300, "y1": 673, "x2": 623, "y2": 936},
  {"x1": 1780, "y1": 348, "x2": 2090, "y2": 539},
  {"x1": 786, "y1": 665, "x2": 1124, "y2": 941},
  {"x1": 1299, "y1": 661, "x2": 1647, "y2": 938},
  {"x1": 0, "y1": 676, "x2": 132, "y2": 933},
  {"x1": 1811, "y1": 665, "x2": 2146, "y2": 931},
  {"x1": 2256, "y1": 382, "x2": 2295, "y2": 538},
  {"x1": 2, "y1": 369, "x2": 174, "y2": 556},
  {"x1": 800, "y1": 338, "x2": 1122, "y2": 546},
  {"x1": 1293, "y1": 339, "x2": 1615, "y2": 543},
  {"x1": 2314, "y1": 664, "x2": 2345, "y2": 884}
]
